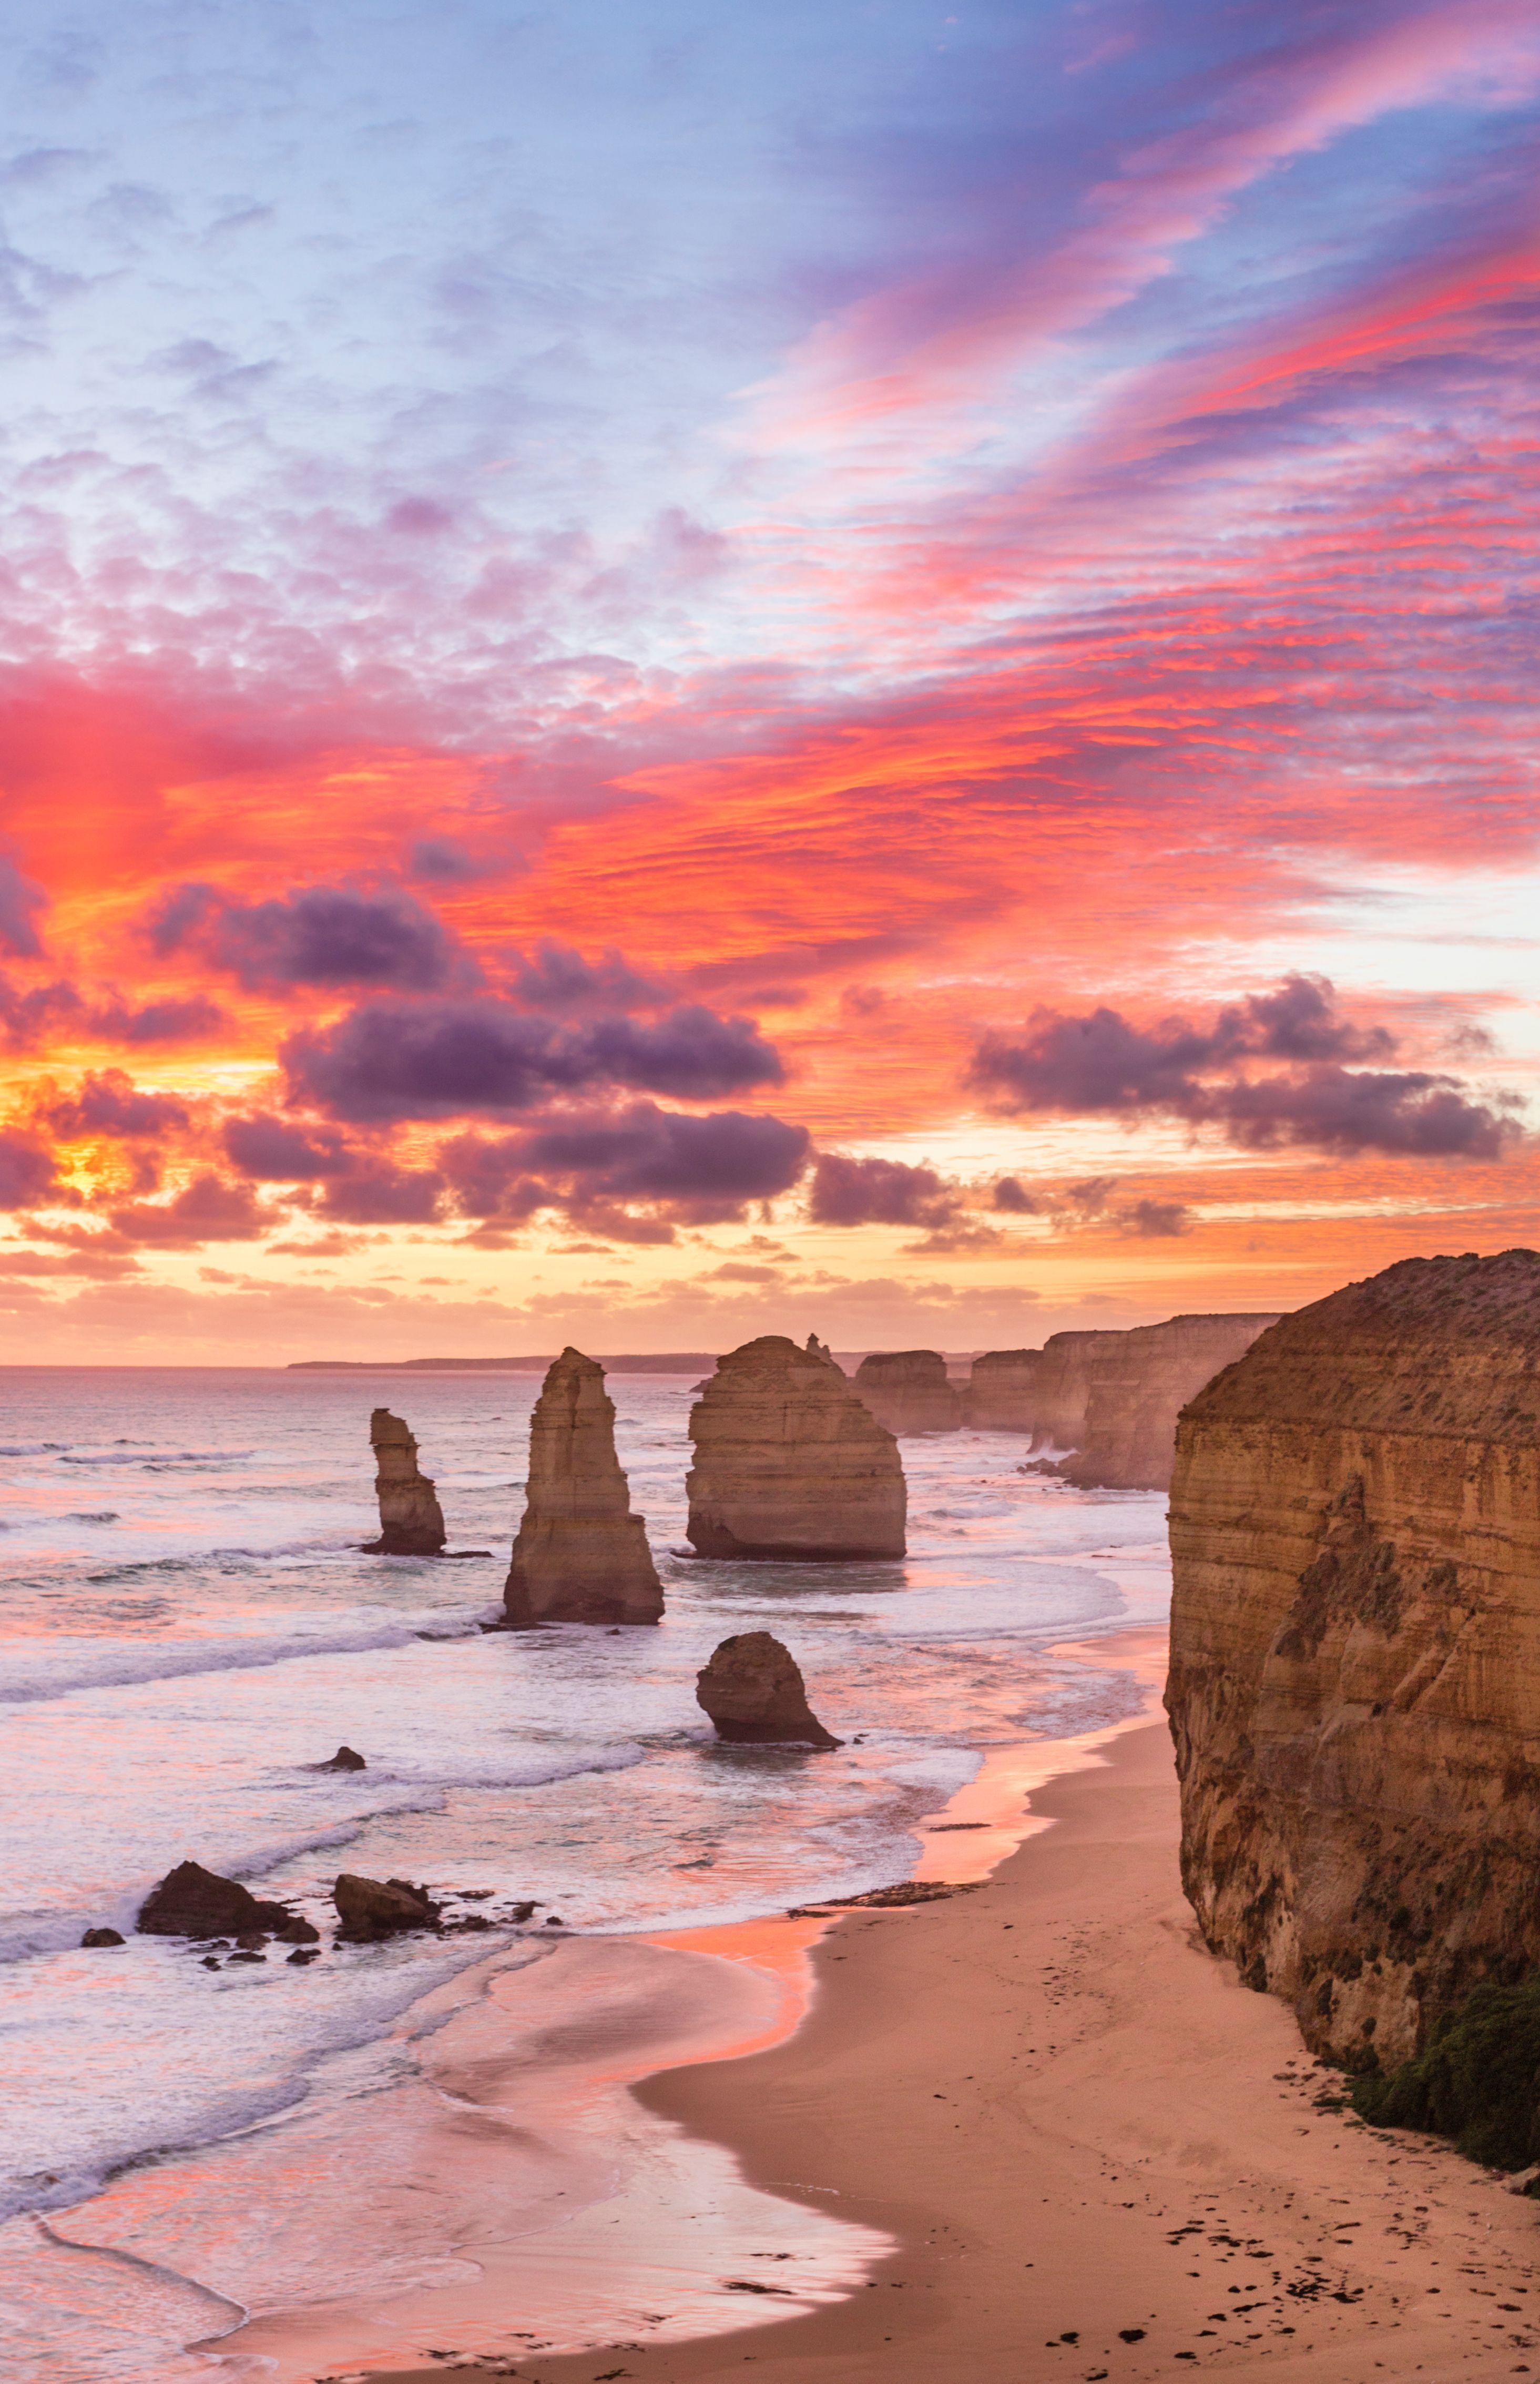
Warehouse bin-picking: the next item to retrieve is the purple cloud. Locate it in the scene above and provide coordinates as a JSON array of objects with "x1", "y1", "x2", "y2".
[
  {"x1": 284, "y1": 997, "x2": 783, "y2": 1122},
  {"x1": 0, "y1": 1132, "x2": 58, "y2": 1209},
  {"x1": 0, "y1": 855, "x2": 48, "y2": 957},
  {"x1": 222, "y1": 1113, "x2": 355, "y2": 1180},
  {"x1": 108, "y1": 1174, "x2": 268, "y2": 1246},
  {"x1": 441, "y1": 1101, "x2": 810, "y2": 1227},
  {"x1": 807, "y1": 1152, "x2": 957, "y2": 1228},
  {"x1": 44, "y1": 1069, "x2": 189, "y2": 1139},
  {"x1": 317, "y1": 1164, "x2": 447, "y2": 1226}
]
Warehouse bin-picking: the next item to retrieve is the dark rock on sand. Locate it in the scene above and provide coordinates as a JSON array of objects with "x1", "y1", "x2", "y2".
[
  {"x1": 137, "y1": 1860, "x2": 291, "y2": 1939},
  {"x1": 80, "y1": 1926, "x2": 125, "y2": 1948},
  {"x1": 315, "y1": 1745, "x2": 366, "y2": 1771},
  {"x1": 333, "y1": 1872, "x2": 442, "y2": 1941},
  {"x1": 504, "y1": 1348, "x2": 664, "y2": 1627},
  {"x1": 697, "y1": 1631, "x2": 842, "y2": 1749},
  {"x1": 363, "y1": 1409, "x2": 446, "y2": 1555}
]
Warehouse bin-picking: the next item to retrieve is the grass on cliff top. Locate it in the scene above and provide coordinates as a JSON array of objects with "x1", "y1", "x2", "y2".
[{"x1": 1350, "y1": 1978, "x2": 1540, "y2": 2173}]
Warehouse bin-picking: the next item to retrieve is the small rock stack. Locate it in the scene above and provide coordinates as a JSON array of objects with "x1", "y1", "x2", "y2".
[
  {"x1": 853, "y1": 1349, "x2": 961, "y2": 1435},
  {"x1": 504, "y1": 1348, "x2": 664, "y2": 1626},
  {"x1": 364, "y1": 1409, "x2": 446, "y2": 1555},
  {"x1": 697, "y1": 1632, "x2": 841, "y2": 1748}
]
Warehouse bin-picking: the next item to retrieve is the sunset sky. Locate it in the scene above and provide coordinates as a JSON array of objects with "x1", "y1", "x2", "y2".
[{"x1": 1, "y1": 0, "x2": 1536, "y2": 1363}]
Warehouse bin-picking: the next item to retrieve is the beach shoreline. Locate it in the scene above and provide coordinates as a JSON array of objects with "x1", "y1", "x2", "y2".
[{"x1": 373, "y1": 1636, "x2": 1540, "y2": 2384}]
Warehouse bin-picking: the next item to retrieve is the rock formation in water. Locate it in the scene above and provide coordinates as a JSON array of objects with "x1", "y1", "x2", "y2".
[
  {"x1": 363, "y1": 1409, "x2": 446, "y2": 1555},
  {"x1": 963, "y1": 1316, "x2": 1278, "y2": 1488},
  {"x1": 314, "y1": 1745, "x2": 366, "y2": 1771},
  {"x1": 1057, "y1": 1312, "x2": 1281, "y2": 1490},
  {"x1": 686, "y1": 1334, "x2": 906, "y2": 1560},
  {"x1": 504, "y1": 1348, "x2": 664, "y2": 1626},
  {"x1": 333, "y1": 1872, "x2": 442, "y2": 1940},
  {"x1": 80, "y1": 1926, "x2": 124, "y2": 1948},
  {"x1": 696, "y1": 1631, "x2": 841, "y2": 1747},
  {"x1": 853, "y1": 1349, "x2": 961, "y2": 1435},
  {"x1": 1165, "y1": 1250, "x2": 1540, "y2": 2072},
  {"x1": 137, "y1": 1860, "x2": 292, "y2": 1938}
]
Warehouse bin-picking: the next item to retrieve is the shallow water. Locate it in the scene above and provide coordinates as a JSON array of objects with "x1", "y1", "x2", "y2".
[{"x1": 0, "y1": 1366, "x2": 1170, "y2": 2377}]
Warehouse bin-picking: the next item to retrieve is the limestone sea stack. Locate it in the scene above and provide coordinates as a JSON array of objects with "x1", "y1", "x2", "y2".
[
  {"x1": 364, "y1": 1409, "x2": 446, "y2": 1555},
  {"x1": 504, "y1": 1348, "x2": 664, "y2": 1627},
  {"x1": 1057, "y1": 1312, "x2": 1281, "y2": 1491},
  {"x1": 697, "y1": 1631, "x2": 841, "y2": 1748},
  {"x1": 853, "y1": 1349, "x2": 961, "y2": 1435},
  {"x1": 686, "y1": 1334, "x2": 906, "y2": 1560},
  {"x1": 1166, "y1": 1250, "x2": 1540, "y2": 2073},
  {"x1": 966, "y1": 1333, "x2": 1123, "y2": 1440}
]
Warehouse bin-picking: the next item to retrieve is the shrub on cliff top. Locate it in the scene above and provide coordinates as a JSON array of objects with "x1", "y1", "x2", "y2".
[{"x1": 1351, "y1": 1978, "x2": 1540, "y2": 2170}]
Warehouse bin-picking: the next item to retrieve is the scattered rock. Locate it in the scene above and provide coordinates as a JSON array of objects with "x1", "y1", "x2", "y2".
[
  {"x1": 333, "y1": 1872, "x2": 442, "y2": 1941},
  {"x1": 80, "y1": 1927, "x2": 125, "y2": 1948},
  {"x1": 229, "y1": 1950, "x2": 266, "y2": 1964},
  {"x1": 315, "y1": 1745, "x2": 366, "y2": 1771},
  {"x1": 686, "y1": 1336, "x2": 906, "y2": 1560},
  {"x1": 1167, "y1": 1250, "x2": 1540, "y2": 2068},
  {"x1": 362, "y1": 1409, "x2": 446, "y2": 1556},
  {"x1": 503, "y1": 1900, "x2": 536, "y2": 1923},
  {"x1": 544, "y1": 1914, "x2": 564, "y2": 1927},
  {"x1": 287, "y1": 1947, "x2": 321, "y2": 1966},
  {"x1": 136, "y1": 1860, "x2": 291, "y2": 1939},
  {"x1": 852, "y1": 1350, "x2": 961, "y2": 1435},
  {"x1": 504, "y1": 1349, "x2": 664, "y2": 1627},
  {"x1": 201, "y1": 1955, "x2": 221, "y2": 1970},
  {"x1": 277, "y1": 1916, "x2": 320, "y2": 1944},
  {"x1": 697, "y1": 1632, "x2": 842, "y2": 1748},
  {"x1": 234, "y1": 1930, "x2": 268, "y2": 1951}
]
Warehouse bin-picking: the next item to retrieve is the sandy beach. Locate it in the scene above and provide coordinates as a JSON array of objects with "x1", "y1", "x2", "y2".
[{"x1": 373, "y1": 1638, "x2": 1540, "y2": 2384}]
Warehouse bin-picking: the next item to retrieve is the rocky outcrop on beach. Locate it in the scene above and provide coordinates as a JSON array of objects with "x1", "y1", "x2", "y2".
[
  {"x1": 1057, "y1": 1312, "x2": 1281, "y2": 1490},
  {"x1": 363, "y1": 1409, "x2": 446, "y2": 1555},
  {"x1": 137, "y1": 1860, "x2": 292, "y2": 1938},
  {"x1": 696, "y1": 1631, "x2": 841, "y2": 1747},
  {"x1": 333, "y1": 1872, "x2": 442, "y2": 1940},
  {"x1": 853, "y1": 1349, "x2": 961, "y2": 1435},
  {"x1": 1165, "y1": 1251, "x2": 1540, "y2": 2072},
  {"x1": 504, "y1": 1348, "x2": 664, "y2": 1627},
  {"x1": 686, "y1": 1334, "x2": 906, "y2": 1560}
]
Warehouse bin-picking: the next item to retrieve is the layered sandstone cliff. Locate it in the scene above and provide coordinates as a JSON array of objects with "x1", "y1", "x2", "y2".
[
  {"x1": 853, "y1": 1349, "x2": 961, "y2": 1435},
  {"x1": 504, "y1": 1348, "x2": 664, "y2": 1626},
  {"x1": 1057, "y1": 1312, "x2": 1281, "y2": 1490},
  {"x1": 965, "y1": 1332, "x2": 1123, "y2": 1440},
  {"x1": 1166, "y1": 1251, "x2": 1540, "y2": 2072},
  {"x1": 687, "y1": 1334, "x2": 906, "y2": 1560},
  {"x1": 364, "y1": 1409, "x2": 446, "y2": 1554}
]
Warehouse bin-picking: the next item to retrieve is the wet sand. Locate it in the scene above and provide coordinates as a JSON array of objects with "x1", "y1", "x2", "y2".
[{"x1": 379, "y1": 1633, "x2": 1540, "y2": 2384}]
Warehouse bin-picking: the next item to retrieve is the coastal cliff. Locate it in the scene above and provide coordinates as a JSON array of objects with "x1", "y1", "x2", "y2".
[
  {"x1": 852, "y1": 1349, "x2": 961, "y2": 1435},
  {"x1": 687, "y1": 1334, "x2": 906, "y2": 1560},
  {"x1": 1058, "y1": 1313, "x2": 1280, "y2": 1490},
  {"x1": 504, "y1": 1348, "x2": 664, "y2": 1626},
  {"x1": 1165, "y1": 1250, "x2": 1540, "y2": 2070}
]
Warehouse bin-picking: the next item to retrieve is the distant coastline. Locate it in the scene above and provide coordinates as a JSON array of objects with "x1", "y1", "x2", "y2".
[{"x1": 286, "y1": 1353, "x2": 723, "y2": 1373}]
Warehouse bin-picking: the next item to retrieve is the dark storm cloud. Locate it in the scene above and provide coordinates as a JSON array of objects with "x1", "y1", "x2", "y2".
[{"x1": 284, "y1": 997, "x2": 783, "y2": 1122}]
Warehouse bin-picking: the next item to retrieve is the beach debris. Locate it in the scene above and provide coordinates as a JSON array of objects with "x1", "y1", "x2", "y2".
[
  {"x1": 503, "y1": 1348, "x2": 664, "y2": 1627},
  {"x1": 136, "y1": 1859, "x2": 292, "y2": 1939},
  {"x1": 852, "y1": 1349, "x2": 961, "y2": 1435},
  {"x1": 787, "y1": 1881, "x2": 978, "y2": 1916},
  {"x1": 314, "y1": 1745, "x2": 367, "y2": 1771},
  {"x1": 362, "y1": 1408, "x2": 446, "y2": 1555},
  {"x1": 697, "y1": 1631, "x2": 842, "y2": 1749},
  {"x1": 686, "y1": 1335, "x2": 906, "y2": 1560},
  {"x1": 80, "y1": 1926, "x2": 125, "y2": 1948},
  {"x1": 333, "y1": 1871, "x2": 442, "y2": 1941}
]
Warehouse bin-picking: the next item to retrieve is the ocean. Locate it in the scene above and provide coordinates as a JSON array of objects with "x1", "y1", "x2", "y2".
[{"x1": 0, "y1": 1366, "x2": 1170, "y2": 2380}]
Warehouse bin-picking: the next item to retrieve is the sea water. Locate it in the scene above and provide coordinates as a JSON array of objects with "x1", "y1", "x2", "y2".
[{"x1": 0, "y1": 1366, "x2": 1170, "y2": 2377}]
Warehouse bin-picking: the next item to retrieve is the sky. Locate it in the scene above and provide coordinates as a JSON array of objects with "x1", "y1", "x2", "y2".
[{"x1": 0, "y1": 0, "x2": 1536, "y2": 1363}]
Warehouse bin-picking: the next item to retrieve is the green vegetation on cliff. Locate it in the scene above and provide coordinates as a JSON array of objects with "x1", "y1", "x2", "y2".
[{"x1": 1350, "y1": 1978, "x2": 1540, "y2": 2171}]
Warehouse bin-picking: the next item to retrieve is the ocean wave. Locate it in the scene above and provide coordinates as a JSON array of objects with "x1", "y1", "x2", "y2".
[
  {"x1": 60, "y1": 1449, "x2": 256, "y2": 1467},
  {"x1": 0, "y1": 1610, "x2": 492, "y2": 1705},
  {"x1": 66, "y1": 1512, "x2": 120, "y2": 1525}
]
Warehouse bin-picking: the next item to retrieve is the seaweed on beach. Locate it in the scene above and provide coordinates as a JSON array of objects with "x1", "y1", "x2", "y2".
[{"x1": 1349, "y1": 1977, "x2": 1540, "y2": 2172}]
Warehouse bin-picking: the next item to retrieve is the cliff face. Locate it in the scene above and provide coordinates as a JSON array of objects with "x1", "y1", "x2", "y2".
[
  {"x1": 504, "y1": 1348, "x2": 664, "y2": 1626},
  {"x1": 963, "y1": 1346, "x2": 1042, "y2": 1432},
  {"x1": 853, "y1": 1349, "x2": 961, "y2": 1435},
  {"x1": 365, "y1": 1409, "x2": 446, "y2": 1554},
  {"x1": 1166, "y1": 1251, "x2": 1540, "y2": 2072},
  {"x1": 965, "y1": 1332, "x2": 1124, "y2": 1440},
  {"x1": 1058, "y1": 1313, "x2": 1281, "y2": 1491},
  {"x1": 687, "y1": 1334, "x2": 906, "y2": 1560}
]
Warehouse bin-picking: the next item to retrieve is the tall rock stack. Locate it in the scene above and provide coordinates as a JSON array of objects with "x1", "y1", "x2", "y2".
[
  {"x1": 853, "y1": 1349, "x2": 961, "y2": 1435},
  {"x1": 1057, "y1": 1312, "x2": 1281, "y2": 1491},
  {"x1": 964, "y1": 1346, "x2": 1044, "y2": 1432},
  {"x1": 1166, "y1": 1251, "x2": 1540, "y2": 2072},
  {"x1": 364, "y1": 1409, "x2": 446, "y2": 1554},
  {"x1": 504, "y1": 1348, "x2": 664, "y2": 1627},
  {"x1": 687, "y1": 1334, "x2": 906, "y2": 1560}
]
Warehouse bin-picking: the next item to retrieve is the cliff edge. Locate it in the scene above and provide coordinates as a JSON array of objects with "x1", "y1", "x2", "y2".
[{"x1": 1166, "y1": 1250, "x2": 1540, "y2": 2070}]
